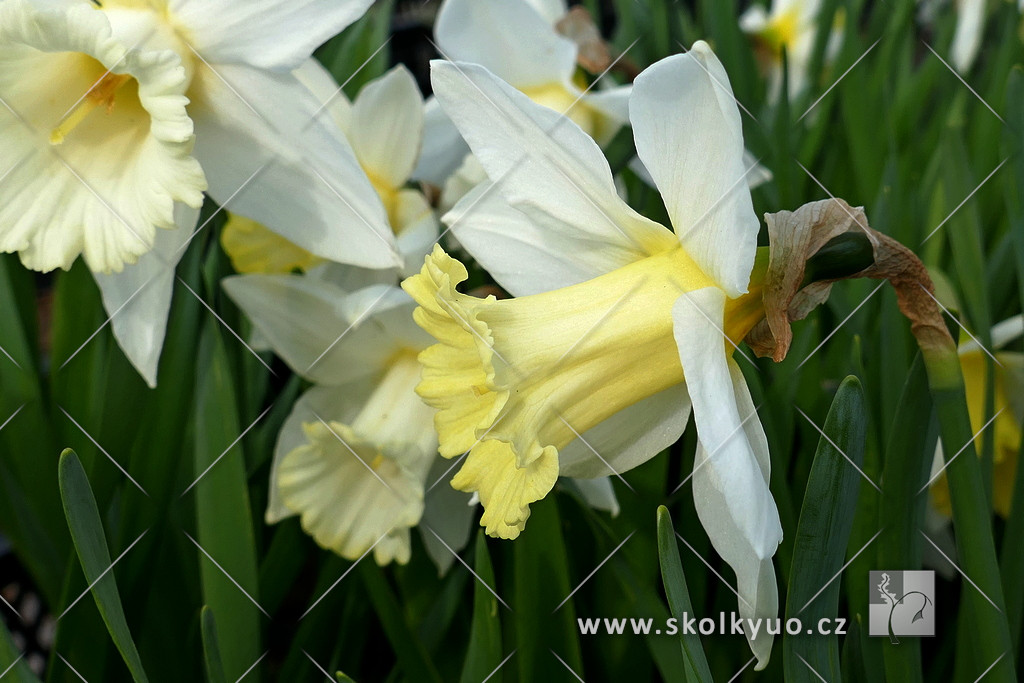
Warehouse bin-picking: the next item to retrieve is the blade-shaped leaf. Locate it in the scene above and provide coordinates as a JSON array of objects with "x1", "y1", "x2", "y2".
[
  {"x1": 460, "y1": 531, "x2": 504, "y2": 683},
  {"x1": 58, "y1": 449, "x2": 149, "y2": 683}
]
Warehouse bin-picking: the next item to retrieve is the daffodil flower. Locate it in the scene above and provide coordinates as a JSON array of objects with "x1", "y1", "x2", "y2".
[
  {"x1": 403, "y1": 44, "x2": 782, "y2": 667},
  {"x1": 0, "y1": 0, "x2": 399, "y2": 386},
  {"x1": 413, "y1": 0, "x2": 631, "y2": 188},
  {"x1": 221, "y1": 62, "x2": 438, "y2": 279},
  {"x1": 740, "y1": 0, "x2": 844, "y2": 101},
  {"x1": 222, "y1": 272, "x2": 474, "y2": 568},
  {"x1": 931, "y1": 315, "x2": 1023, "y2": 517}
]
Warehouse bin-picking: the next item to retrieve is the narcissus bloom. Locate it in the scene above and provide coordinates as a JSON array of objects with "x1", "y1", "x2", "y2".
[
  {"x1": 931, "y1": 315, "x2": 1023, "y2": 517},
  {"x1": 404, "y1": 44, "x2": 782, "y2": 667},
  {"x1": 223, "y1": 272, "x2": 473, "y2": 568},
  {"x1": 221, "y1": 63, "x2": 438, "y2": 278},
  {"x1": 740, "y1": 0, "x2": 844, "y2": 101},
  {"x1": 0, "y1": 0, "x2": 399, "y2": 385},
  {"x1": 414, "y1": 0, "x2": 630, "y2": 188}
]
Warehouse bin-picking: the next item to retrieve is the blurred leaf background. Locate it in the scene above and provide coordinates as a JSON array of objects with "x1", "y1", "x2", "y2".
[{"x1": 2, "y1": 0, "x2": 1024, "y2": 681}]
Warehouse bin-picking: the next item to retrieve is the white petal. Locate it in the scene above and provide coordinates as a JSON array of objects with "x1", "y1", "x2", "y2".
[
  {"x1": 566, "y1": 477, "x2": 620, "y2": 517},
  {"x1": 94, "y1": 203, "x2": 199, "y2": 387},
  {"x1": 411, "y1": 97, "x2": 469, "y2": 185},
  {"x1": 430, "y1": 60, "x2": 677, "y2": 264},
  {"x1": 305, "y1": 261, "x2": 398, "y2": 293},
  {"x1": 293, "y1": 57, "x2": 352, "y2": 134},
  {"x1": 951, "y1": 0, "x2": 985, "y2": 72},
  {"x1": 959, "y1": 314, "x2": 1024, "y2": 353},
  {"x1": 523, "y1": 0, "x2": 568, "y2": 24},
  {"x1": 267, "y1": 383, "x2": 373, "y2": 523},
  {"x1": 349, "y1": 65, "x2": 424, "y2": 189},
  {"x1": 419, "y1": 456, "x2": 476, "y2": 576},
  {"x1": 0, "y1": 0, "x2": 205, "y2": 273},
  {"x1": 559, "y1": 384, "x2": 691, "y2": 478},
  {"x1": 672, "y1": 288, "x2": 782, "y2": 668},
  {"x1": 630, "y1": 149, "x2": 772, "y2": 191},
  {"x1": 631, "y1": 43, "x2": 760, "y2": 297},
  {"x1": 434, "y1": 0, "x2": 577, "y2": 89},
  {"x1": 189, "y1": 62, "x2": 400, "y2": 269},
  {"x1": 167, "y1": 0, "x2": 375, "y2": 70},
  {"x1": 222, "y1": 276, "x2": 428, "y2": 385}
]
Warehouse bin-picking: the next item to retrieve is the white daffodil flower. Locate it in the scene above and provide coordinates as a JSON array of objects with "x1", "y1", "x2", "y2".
[
  {"x1": 0, "y1": 0, "x2": 400, "y2": 386},
  {"x1": 740, "y1": 0, "x2": 844, "y2": 102},
  {"x1": 220, "y1": 62, "x2": 438, "y2": 279},
  {"x1": 413, "y1": 0, "x2": 630, "y2": 190},
  {"x1": 950, "y1": 0, "x2": 986, "y2": 72},
  {"x1": 221, "y1": 273, "x2": 473, "y2": 569},
  {"x1": 930, "y1": 315, "x2": 1023, "y2": 518},
  {"x1": 403, "y1": 44, "x2": 782, "y2": 667}
]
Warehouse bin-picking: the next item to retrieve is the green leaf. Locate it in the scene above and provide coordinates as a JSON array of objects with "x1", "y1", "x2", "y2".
[
  {"x1": 358, "y1": 563, "x2": 443, "y2": 683},
  {"x1": 200, "y1": 607, "x2": 228, "y2": 683},
  {"x1": 58, "y1": 449, "x2": 149, "y2": 683},
  {"x1": 783, "y1": 376, "x2": 867, "y2": 683},
  {"x1": 656, "y1": 506, "x2": 713, "y2": 683},
  {"x1": 460, "y1": 532, "x2": 504, "y2": 683},
  {"x1": 513, "y1": 496, "x2": 583, "y2": 683},
  {"x1": 192, "y1": 319, "x2": 262, "y2": 682}
]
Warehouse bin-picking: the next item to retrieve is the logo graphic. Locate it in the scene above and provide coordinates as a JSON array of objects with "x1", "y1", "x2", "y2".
[{"x1": 868, "y1": 570, "x2": 935, "y2": 642}]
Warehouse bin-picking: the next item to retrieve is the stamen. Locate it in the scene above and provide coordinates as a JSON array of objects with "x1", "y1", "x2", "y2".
[{"x1": 50, "y1": 72, "x2": 131, "y2": 145}]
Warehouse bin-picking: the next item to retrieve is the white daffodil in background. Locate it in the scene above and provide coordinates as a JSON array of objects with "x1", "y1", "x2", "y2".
[
  {"x1": 221, "y1": 63, "x2": 438, "y2": 279},
  {"x1": 0, "y1": 0, "x2": 400, "y2": 386},
  {"x1": 930, "y1": 315, "x2": 1023, "y2": 518},
  {"x1": 413, "y1": 0, "x2": 631, "y2": 201},
  {"x1": 404, "y1": 44, "x2": 782, "y2": 667},
  {"x1": 222, "y1": 272, "x2": 474, "y2": 569},
  {"x1": 739, "y1": 0, "x2": 844, "y2": 102}
]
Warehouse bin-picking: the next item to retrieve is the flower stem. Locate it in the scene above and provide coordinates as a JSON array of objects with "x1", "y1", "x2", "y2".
[{"x1": 921, "y1": 343, "x2": 1016, "y2": 682}]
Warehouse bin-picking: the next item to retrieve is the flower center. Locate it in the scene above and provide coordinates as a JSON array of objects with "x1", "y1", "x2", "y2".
[{"x1": 50, "y1": 69, "x2": 133, "y2": 145}]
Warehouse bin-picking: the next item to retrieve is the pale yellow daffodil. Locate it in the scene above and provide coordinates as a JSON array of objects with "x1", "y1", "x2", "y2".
[
  {"x1": 931, "y1": 315, "x2": 1023, "y2": 517},
  {"x1": 0, "y1": 0, "x2": 399, "y2": 386},
  {"x1": 740, "y1": 0, "x2": 844, "y2": 102},
  {"x1": 404, "y1": 44, "x2": 782, "y2": 667}
]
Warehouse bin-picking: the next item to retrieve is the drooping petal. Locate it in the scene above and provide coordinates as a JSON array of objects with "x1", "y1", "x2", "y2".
[
  {"x1": 558, "y1": 385, "x2": 691, "y2": 478},
  {"x1": 167, "y1": 0, "x2": 375, "y2": 71},
  {"x1": 630, "y1": 43, "x2": 760, "y2": 297},
  {"x1": 278, "y1": 420, "x2": 425, "y2": 565},
  {"x1": 267, "y1": 382, "x2": 374, "y2": 523},
  {"x1": 434, "y1": 0, "x2": 577, "y2": 89},
  {"x1": 293, "y1": 57, "x2": 353, "y2": 134},
  {"x1": 94, "y1": 203, "x2": 200, "y2": 387},
  {"x1": 0, "y1": 0, "x2": 205, "y2": 273},
  {"x1": 419, "y1": 457, "x2": 476, "y2": 575},
  {"x1": 951, "y1": 0, "x2": 985, "y2": 73},
  {"x1": 349, "y1": 65, "x2": 424, "y2": 190},
  {"x1": 222, "y1": 276, "x2": 428, "y2": 385},
  {"x1": 566, "y1": 476, "x2": 620, "y2": 517},
  {"x1": 188, "y1": 61, "x2": 400, "y2": 269},
  {"x1": 672, "y1": 287, "x2": 782, "y2": 668},
  {"x1": 430, "y1": 60, "x2": 677, "y2": 265}
]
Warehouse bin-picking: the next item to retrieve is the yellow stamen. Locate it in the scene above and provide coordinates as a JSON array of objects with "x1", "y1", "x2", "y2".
[{"x1": 50, "y1": 72, "x2": 131, "y2": 145}]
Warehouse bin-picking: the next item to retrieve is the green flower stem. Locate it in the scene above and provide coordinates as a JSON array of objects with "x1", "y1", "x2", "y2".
[{"x1": 921, "y1": 344, "x2": 1016, "y2": 683}]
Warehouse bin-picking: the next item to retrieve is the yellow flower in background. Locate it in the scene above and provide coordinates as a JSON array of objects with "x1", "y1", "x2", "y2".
[
  {"x1": 405, "y1": 44, "x2": 783, "y2": 668},
  {"x1": 220, "y1": 63, "x2": 438, "y2": 278},
  {"x1": 740, "y1": 0, "x2": 844, "y2": 101},
  {"x1": 0, "y1": 0, "x2": 398, "y2": 386},
  {"x1": 931, "y1": 315, "x2": 1023, "y2": 517}
]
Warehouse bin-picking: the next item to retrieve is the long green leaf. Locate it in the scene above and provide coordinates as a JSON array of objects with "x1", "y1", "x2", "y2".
[
  {"x1": 783, "y1": 376, "x2": 867, "y2": 683},
  {"x1": 58, "y1": 449, "x2": 149, "y2": 683},
  {"x1": 656, "y1": 506, "x2": 714, "y2": 683},
  {"x1": 460, "y1": 532, "x2": 504, "y2": 683},
  {"x1": 200, "y1": 607, "x2": 228, "y2": 683},
  {"x1": 192, "y1": 319, "x2": 262, "y2": 682}
]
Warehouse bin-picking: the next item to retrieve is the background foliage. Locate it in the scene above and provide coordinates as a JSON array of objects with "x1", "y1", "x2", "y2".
[{"x1": 1, "y1": 0, "x2": 1023, "y2": 681}]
